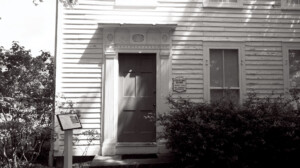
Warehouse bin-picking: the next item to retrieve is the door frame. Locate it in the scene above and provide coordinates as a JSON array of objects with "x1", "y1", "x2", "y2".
[
  {"x1": 101, "y1": 24, "x2": 175, "y2": 156},
  {"x1": 116, "y1": 52, "x2": 159, "y2": 154},
  {"x1": 103, "y1": 49, "x2": 171, "y2": 155}
]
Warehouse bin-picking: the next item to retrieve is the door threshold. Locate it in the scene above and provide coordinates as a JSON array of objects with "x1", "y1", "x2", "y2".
[
  {"x1": 115, "y1": 143, "x2": 158, "y2": 154},
  {"x1": 121, "y1": 154, "x2": 158, "y2": 160},
  {"x1": 116, "y1": 142, "x2": 157, "y2": 147}
]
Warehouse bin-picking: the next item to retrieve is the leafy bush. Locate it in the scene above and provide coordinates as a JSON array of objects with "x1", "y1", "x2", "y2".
[
  {"x1": 0, "y1": 42, "x2": 98, "y2": 167},
  {"x1": 158, "y1": 93, "x2": 300, "y2": 168},
  {"x1": 0, "y1": 42, "x2": 54, "y2": 168}
]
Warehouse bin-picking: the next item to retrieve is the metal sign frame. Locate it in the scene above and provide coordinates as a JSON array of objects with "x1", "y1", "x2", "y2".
[{"x1": 56, "y1": 114, "x2": 82, "y2": 131}]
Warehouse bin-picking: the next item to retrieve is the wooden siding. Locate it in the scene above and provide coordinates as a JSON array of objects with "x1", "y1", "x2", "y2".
[
  {"x1": 55, "y1": 0, "x2": 300, "y2": 156},
  {"x1": 55, "y1": 0, "x2": 103, "y2": 155}
]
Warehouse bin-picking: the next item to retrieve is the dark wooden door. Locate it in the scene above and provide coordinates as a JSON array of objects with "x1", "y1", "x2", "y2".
[{"x1": 118, "y1": 53, "x2": 156, "y2": 142}]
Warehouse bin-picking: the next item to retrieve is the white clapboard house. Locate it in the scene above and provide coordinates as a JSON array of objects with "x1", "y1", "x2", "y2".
[{"x1": 54, "y1": 0, "x2": 300, "y2": 157}]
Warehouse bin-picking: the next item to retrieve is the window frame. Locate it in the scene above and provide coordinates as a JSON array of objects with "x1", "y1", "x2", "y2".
[
  {"x1": 203, "y1": 0, "x2": 243, "y2": 8},
  {"x1": 281, "y1": 0, "x2": 300, "y2": 10},
  {"x1": 115, "y1": 0, "x2": 157, "y2": 7},
  {"x1": 203, "y1": 42, "x2": 246, "y2": 104},
  {"x1": 283, "y1": 43, "x2": 300, "y2": 94}
]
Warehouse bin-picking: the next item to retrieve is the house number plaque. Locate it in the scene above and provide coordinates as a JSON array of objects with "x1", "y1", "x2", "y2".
[{"x1": 173, "y1": 76, "x2": 187, "y2": 93}]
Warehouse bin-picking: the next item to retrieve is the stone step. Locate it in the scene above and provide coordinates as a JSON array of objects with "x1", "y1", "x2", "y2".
[{"x1": 89, "y1": 154, "x2": 175, "y2": 168}]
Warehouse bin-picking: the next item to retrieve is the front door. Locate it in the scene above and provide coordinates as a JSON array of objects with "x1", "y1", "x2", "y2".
[{"x1": 118, "y1": 53, "x2": 156, "y2": 142}]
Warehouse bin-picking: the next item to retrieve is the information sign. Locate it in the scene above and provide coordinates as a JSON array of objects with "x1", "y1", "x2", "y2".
[
  {"x1": 56, "y1": 114, "x2": 82, "y2": 131},
  {"x1": 173, "y1": 76, "x2": 187, "y2": 93}
]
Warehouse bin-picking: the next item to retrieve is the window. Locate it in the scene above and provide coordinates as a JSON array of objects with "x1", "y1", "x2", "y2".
[
  {"x1": 115, "y1": 0, "x2": 157, "y2": 7},
  {"x1": 204, "y1": 42, "x2": 245, "y2": 104},
  {"x1": 288, "y1": 50, "x2": 300, "y2": 88},
  {"x1": 282, "y1": 0, "x2": 300, "y2": 9},
  {"x1": 283, "y1": 43, "x2": 300, "y2": 93},
  {"x1": 203, "y1": 0, "x2": 243, "y2": 8},
  {"x1": 210, "y1": 49, "x2": 239, "y2": 103},
  {"x1": 288, "y1": 0, "x2": 300, "y2": 4}
]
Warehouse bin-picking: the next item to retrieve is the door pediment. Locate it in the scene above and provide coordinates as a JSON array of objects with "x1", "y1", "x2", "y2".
[{"x1": 99, "y1": 23, "x2": 176, "y2": 55}]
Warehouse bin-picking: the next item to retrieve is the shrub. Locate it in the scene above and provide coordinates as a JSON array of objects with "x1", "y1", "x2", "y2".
[
  {"x1": 0, "y1": 42, "x2": 54, "y2": 168},
  {"x1": 158, "y1": 93, "x2": 300, "y2": 168}
]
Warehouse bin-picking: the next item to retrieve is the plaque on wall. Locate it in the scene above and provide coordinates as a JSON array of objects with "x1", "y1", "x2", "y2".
[
  {"x1": 56, "y1": 114, "x2": 82, "y2": 131},
  {"x1": 173, "y1": 76, "x2": 187, "y2": 93}
]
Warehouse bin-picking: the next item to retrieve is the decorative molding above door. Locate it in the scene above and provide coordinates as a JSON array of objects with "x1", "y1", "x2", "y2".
[{"x1": 99, "y1": 23, "x2": 176, "y2": 56}]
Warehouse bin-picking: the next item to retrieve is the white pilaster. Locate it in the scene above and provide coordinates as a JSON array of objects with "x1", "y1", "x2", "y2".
[
  {"x1": 102, "y1": 50, "x2": 118, "y2": 156},
  {"x1": 157, "y1": 50, "x2": 171, "y2": 154}
]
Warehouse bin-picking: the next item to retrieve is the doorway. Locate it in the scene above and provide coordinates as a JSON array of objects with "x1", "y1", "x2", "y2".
[{"x1": 118, "y1": 53, "x2": 156, "y2": 142}]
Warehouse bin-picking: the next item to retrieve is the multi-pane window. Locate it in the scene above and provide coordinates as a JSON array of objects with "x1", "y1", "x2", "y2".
[
  {"x1": 287, "y1": 0, "x2": 300, "y2": 4},
  {"x1": 283, "y1": 43, "x2": 300, "y2": 95},
  {"x1": 288, "y1": 50, "x2": 300, "y2": 88},
  {"x1": 204, "y1": 43, "x2": 245, "y2": 104},
  {"x1": 203, "y1": 0, "x2": 243, "y2": 8},
  {"x1": 282, "y1": 0, "x2": 300, "y2": 9},
  {"x1": 209, "y1": 49, "x2": 240, "y2": 103}
]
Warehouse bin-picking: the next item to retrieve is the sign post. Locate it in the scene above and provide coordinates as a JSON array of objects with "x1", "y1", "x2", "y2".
[
  {"x1": 64, "y1": 130, "x2": 73, "y2": 168},
  {"x1": 56, "y1": 114, "x2": 82, "y2": 168}
]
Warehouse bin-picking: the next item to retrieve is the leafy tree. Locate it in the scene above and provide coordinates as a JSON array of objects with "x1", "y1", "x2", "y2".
[
  {"x1": 33, "y1": 0, "x2": 78, "y2": 6},
  {"x1": 0, "y1": 42, "x2": 54, "y2": 167}
]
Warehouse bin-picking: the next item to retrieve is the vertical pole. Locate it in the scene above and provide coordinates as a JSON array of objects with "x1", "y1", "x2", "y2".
[
  {"x1": 64, "y1": 130, "x2": 73, "y2": 168},
  {"x1": 49, "y1": 0, "x2": 59, "y2": 166}
]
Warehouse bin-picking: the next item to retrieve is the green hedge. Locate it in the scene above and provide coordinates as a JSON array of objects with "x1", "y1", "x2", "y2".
[{"x1": 158, "y1": 93, "x2": 300, "y2": 168}]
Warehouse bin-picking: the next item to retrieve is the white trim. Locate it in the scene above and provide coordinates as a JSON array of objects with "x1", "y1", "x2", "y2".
[
  {"x1": 203, "y1": 42, "x2": 246, "y2": 104},
  {"x1": 281, "y1": 0, "x2": 300, "y2": 10},
  {"x1": 282, "y1": 42, "x2": 300, "y2": 95},
  {"x1": 102, "y1": 51, "x2": 118, "y2": 156},
  {"x1": 203, "y1": 0, "x2": 243, "y2": 8},
  {"x1": 54, "y1": 1, "x2": 65, "y2": 157}
]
